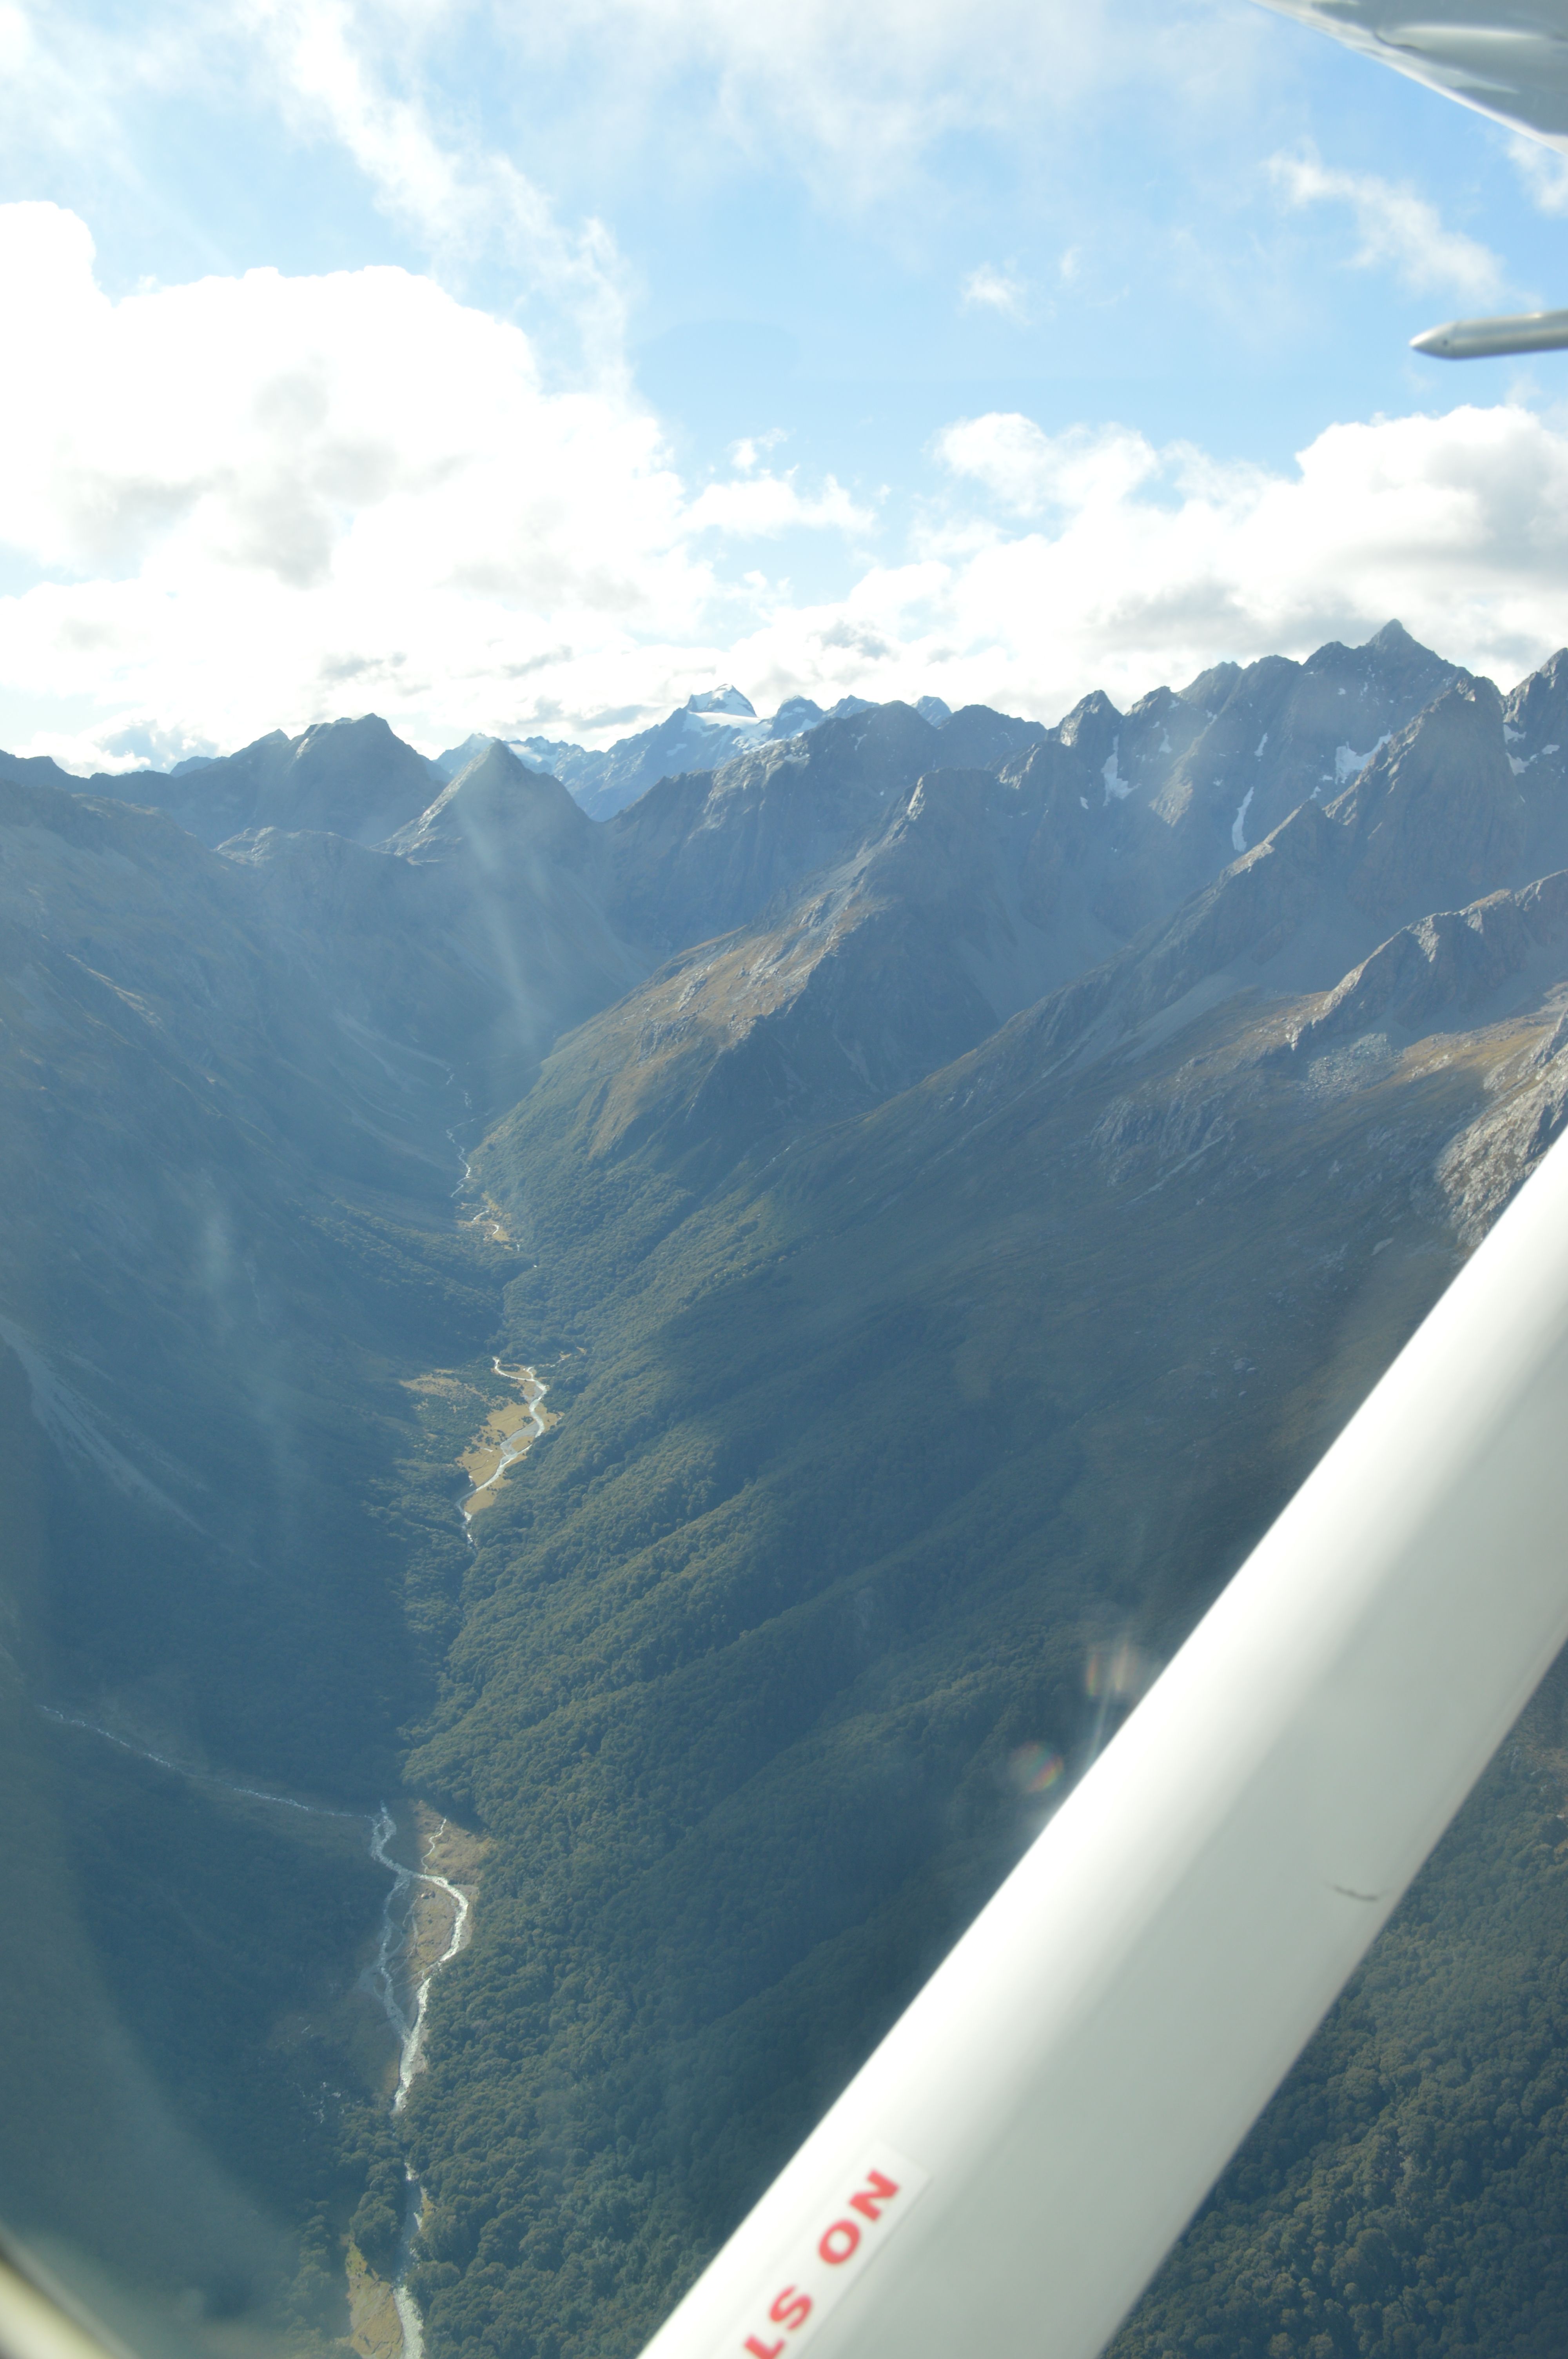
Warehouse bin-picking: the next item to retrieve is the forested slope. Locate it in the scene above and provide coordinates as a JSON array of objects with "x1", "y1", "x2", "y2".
[{"x1": 403, "y1": 884, "x2": 1568, "y2": 2353}]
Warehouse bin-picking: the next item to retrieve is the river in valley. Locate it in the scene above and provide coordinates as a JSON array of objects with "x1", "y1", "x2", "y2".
[
  {"x1": 361, "y1": 1808, "x2": 479, "y2": 2359},
  {"x1": 35, "y1": 1112, "x2": 537, "y2": 2357},
  {"x1": 36, "y1": 1708, "x2": 481, "y2": 2359}
]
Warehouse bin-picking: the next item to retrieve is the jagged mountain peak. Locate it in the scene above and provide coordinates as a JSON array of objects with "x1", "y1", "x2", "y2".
[
  {"x1": 1058, "y1": 688, "x2": 1124, "y2": 749},
  {"x1": 1300, "y1": 617, "x2": 1455, "y2": 696},
  {"x1": 603, "y1": 698, "x2": 940, "y2": 953},
  {"x1": 1330, "y1": 672, "x2": 1519, "y2": 921},
  {"x1": 292, "y1": 711, "x2": 401, "y2": 756},
  {"x1": 937, "y1": 703, "x2": 1048, "y2": 769},
  {"x1": 1178, "y1": 659, "x2": 1244, "y2": 712},
  {"x1": 387, "y1": 738, "x2": 591, "y2": 869},
  {"x1": 82, "y1": 710, "x2": 443, "y2": 850},
  {"x1": 1502, "y1": 645, "x2": 1568, "y2": 793},
  {"x1": 432, "y1": 729, "x2": 495, "y2": 780},
  {"x1": 684, "y1": 684, "x2": 757, "y2": 718},
  {"x1": 772, "y1": 694, "x2": 826, "y2": 736}
]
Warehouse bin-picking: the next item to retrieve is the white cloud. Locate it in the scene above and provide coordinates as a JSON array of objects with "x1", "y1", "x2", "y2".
[
  {"x1": 1269, "y1": 145, "x2": 1503, "y2": 303},
  {"x1": 911, "y1": 400, "x2": 1568, "y2": 712},
  {"x1": 0, "y1": 0, "x2": 629, "y2": 379},
  {"x1": 0, "y1": 202, "x2": 869, "y2": 761},
  {"x1": 727, "y1": 401, "x2": 1568, "y2": 725},
  {"x1": 10, "y1": 207, "x2": 1568, "y2": 771},
  {"x1": 472, "y1": 0, "x2": 1272, "y2": 214},
  {"x1": 684, "y1": 473, "x2": 871, "y2": 537},
  {"x1": 238, "y1": 0, "x2": 630, "y2": 369},
  {"x1": 935, "y1": 416, "x2": 1161, "y2": 515},
  {"x1": 729, "y1": 429, "x2": 788, "y2": 473},
  {"x1": 960, "y1": 263, "x2": 1029, "y2": 320},
  {"x1": 1509, "y1": 133, "x2": 1568, "y2": 218}
]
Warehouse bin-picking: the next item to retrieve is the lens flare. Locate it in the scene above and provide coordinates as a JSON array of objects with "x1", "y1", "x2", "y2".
[
  {"x1": 1009, "y1": 1743, "x2": 1065, "y2": 1796},
  {"x1": 1085, "y1": 1642, "x2": 1157, "y2": 1703}
]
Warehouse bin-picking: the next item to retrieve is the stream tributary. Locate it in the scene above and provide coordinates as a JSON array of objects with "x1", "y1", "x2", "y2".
[
  {"x1": 36, "y1": 1708, "x2": 479, "y2": 2359},
  {"x1": 40, "y1": 1111, "x2": 544, "y2": 2356},
  {"x1": 361, "y1": 1810, "x2": 477, "y2": 2359},
  {"x1": 459, "y1": 1356, "x2": 553, "y2": 1531}
]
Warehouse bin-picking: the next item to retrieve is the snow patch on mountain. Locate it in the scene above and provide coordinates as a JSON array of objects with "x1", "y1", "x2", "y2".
[{"x1": 1232, "y1": 787, "x2": 1255, "y2": 854}]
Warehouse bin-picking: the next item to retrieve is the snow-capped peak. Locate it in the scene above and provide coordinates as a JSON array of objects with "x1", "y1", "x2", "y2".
[{"x1": 684, "y1": 685, "x2": 757, "y2": 719}]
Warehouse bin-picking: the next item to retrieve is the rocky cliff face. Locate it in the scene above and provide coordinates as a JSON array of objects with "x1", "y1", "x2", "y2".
[
  {"x1": 483, "y1": 627, "x2": 1504, "y2": 1176},
  {"x1": 603, "y1": 700, "x2": 944, "y2": 952}
]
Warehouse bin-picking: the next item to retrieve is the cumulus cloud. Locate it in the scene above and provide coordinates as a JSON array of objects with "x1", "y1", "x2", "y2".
[
  {"x1": 934, "y1": 416, "x2": 1160, "y2": 515},
  {"x1": 684, "y1": 473, "x2": 871, "y2": 537},
  {"x1": 728, "y1": 402, "x2": 1568, "y2": 724},
  {"x1": 0, "y1": 202, "x2": 865, "y2": 763},
  {"x1": 9, "y1": 205, "x2": 1568, "y2": 769},
  {"x1": 1269, "y1": 145, "x2": 1503, "y2": 302},
  {"x1": 908, "y1": 400, "x2": 1568, "y2": 712}
]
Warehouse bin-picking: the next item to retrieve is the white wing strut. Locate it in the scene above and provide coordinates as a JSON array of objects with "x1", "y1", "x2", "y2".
[
  {"x1": 1412, "y1": 306, "x2": 1568, "y2": 357},
  {"x1": 639, "y1": 1129, "x2": 1568, "y2": 2359}
]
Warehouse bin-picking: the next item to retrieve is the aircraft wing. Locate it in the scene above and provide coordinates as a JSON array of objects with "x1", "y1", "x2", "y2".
[{"x1": 1255, "y1": 1, "x2": 1568, "y2": 149}]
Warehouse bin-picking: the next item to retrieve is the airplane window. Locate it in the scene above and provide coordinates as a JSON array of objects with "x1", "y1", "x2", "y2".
[{"x1": 5, "y1": 5, "x2": 1568, "y2": 2359}]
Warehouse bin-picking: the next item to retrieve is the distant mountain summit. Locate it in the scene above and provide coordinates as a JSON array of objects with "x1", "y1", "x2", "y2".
[
  {"x1": 502, "y1": 684, "x2": 886, "y2": 820},
  {"x1": 4, "y1": 714, "x2": 444, "y2": 850},
  {"x1": 683, "y1": 683, "x2": 757, "y2": 718}
]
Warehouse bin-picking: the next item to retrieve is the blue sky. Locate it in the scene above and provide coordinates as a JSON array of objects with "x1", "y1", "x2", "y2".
[{"x1": 4, "y1": 0, "x2": 1568, "y2": 768}]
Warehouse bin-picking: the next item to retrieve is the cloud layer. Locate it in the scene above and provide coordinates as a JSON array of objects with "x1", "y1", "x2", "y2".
[{"x1": 6, "y1": 202, "x2": 1568, "y2": 768}]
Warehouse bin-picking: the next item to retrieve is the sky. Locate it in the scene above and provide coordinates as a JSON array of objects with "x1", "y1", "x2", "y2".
[{"x1": 5, "y1": 0, "x2": 1568, "y2": 771}]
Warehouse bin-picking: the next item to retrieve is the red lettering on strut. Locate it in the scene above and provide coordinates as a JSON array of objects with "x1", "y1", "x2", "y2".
[
  {"x1": 848, "y1": 2168, "x2": 900, "y2": 2223},
  {"x1": 743, "y1": 2339, "x2": 785, "y2": 2358},
  {"x1": 769, "y1": 2288, "x2": 812, "y2": 2332},
  {"x1": 818, "y1": 2220, "x2": 861, "y2": 2266}
]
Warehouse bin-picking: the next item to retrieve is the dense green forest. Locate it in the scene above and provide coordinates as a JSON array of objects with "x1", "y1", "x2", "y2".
[{"x1": 383, "y1": 980, "x2": 1568, "y2": 2358}]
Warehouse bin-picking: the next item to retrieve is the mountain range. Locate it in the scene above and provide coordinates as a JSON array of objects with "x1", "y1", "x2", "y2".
[{"x1": 7, "y1": 620, "x2": 1568, "y2": 2359}]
